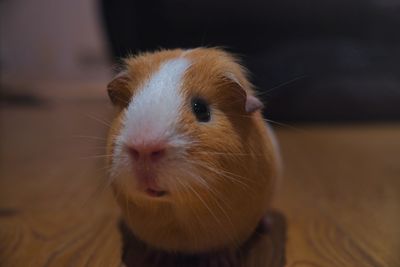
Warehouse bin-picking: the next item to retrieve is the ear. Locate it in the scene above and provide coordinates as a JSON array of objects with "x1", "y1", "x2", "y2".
[
  {"x1": 245, "y1": 94, "x2": 264, "y2": 113},
  {"x1": 225, "y1": 72, "x2": 264, "y2": 113},
  {"x1": 107, "y1": 71, "x2": 132, "y2": 107}
]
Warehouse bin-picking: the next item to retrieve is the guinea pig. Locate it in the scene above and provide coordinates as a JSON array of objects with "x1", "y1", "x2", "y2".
[{"x1": 106, "y1": 48, "x2": 280, "y2": 254}]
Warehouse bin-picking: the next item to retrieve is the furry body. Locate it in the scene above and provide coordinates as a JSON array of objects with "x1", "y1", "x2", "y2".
[{"x1": 106, "y1": 48, "x2": 280, "y2": 253}]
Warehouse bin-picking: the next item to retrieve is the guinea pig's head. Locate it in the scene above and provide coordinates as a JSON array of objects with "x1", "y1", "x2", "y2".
[{"x1": 106, "y1": 48, "x2": 279, "y2": 253}]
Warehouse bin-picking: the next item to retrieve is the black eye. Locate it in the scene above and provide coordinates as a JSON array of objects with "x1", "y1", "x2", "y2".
[{"x1": 191, "y1": 98, "x2": 211, "y2": 122}]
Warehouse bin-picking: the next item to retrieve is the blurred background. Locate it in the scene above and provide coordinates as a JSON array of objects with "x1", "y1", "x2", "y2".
[{"x1": 1, "y1": 0, "x2": 399, "y2": 122}]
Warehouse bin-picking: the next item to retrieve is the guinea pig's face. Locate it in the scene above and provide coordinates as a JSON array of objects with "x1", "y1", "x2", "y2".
[
  {"x1": 108, "y1": 49, "x2": 259, "y2": 199},
  {"x1": 106, "y1": 49, "x2": 269, "y2": 251}
]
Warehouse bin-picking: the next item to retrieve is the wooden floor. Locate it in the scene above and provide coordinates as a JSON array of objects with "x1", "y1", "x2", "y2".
[{"x1": 0, "y1": 83, "x2": 399, "y2": 267}]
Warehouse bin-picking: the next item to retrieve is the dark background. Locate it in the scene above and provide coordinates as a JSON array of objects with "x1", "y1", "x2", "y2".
[{"x1": 101, "y1": 0, "x2": 400, "y2": 122}]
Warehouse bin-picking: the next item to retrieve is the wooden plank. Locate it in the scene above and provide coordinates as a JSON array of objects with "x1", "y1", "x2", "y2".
[
  {"x1": 0, "y1": 93, "x2": 399, "y2": 266},
  {"x1": 275, "y1": 126, "x2": 400, "y2": 267}
]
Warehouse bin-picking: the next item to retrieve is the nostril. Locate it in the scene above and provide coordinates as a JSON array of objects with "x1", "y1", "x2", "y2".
[
  {"x1": 150, "y1": 149, "x2": 165, "y2": 161},
  {"x1": 127, "y1": 145, "x2": 166, "y2": 162},
  {"x1": 128, "y1": 147, "x2": 140, "y2": 160}
]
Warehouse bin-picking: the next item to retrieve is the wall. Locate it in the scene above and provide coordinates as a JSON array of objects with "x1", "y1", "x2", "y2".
[{"x1": 0, "y1": 0, "x2": 110, "y2": 82}]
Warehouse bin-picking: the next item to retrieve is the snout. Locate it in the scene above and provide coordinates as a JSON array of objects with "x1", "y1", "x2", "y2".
[
  {"x1": 125, "y1": 141, "x2": 169, "y2": 197},
  {"x1": 127, "y1": 143, "x2": 167, "y2": 163}
]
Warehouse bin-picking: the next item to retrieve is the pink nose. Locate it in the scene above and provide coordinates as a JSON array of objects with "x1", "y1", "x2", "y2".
[{"x1": 127, "y1": 144, "x2": 166, "y2": 162}]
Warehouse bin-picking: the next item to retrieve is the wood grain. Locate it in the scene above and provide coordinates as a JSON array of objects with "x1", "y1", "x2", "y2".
[{"x1": 0, "y1": 84, "x2": 399, "y2": 266}]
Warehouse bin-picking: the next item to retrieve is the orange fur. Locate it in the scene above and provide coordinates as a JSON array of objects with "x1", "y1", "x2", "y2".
[{"x1": 106, "y1": 48, "x2": 280, "y2": 253}]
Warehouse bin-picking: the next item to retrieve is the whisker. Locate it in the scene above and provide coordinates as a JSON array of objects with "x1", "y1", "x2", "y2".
[
  {"x1": 222, "y1": 111, "x2": 309, "y2": 133},
  {"x1": 182, "y1": 180, "x2": 237, "y2": 247},
  {"x1": 185, "y1": 171, "x2": 233, "y2": 212},
  {"x1": 260, "y1": 75, "x2": 308, "y2": 95},
  {"x1": 109, "y1": 154, "x2": 130, "y2": 179},
  {"x1": 184, "y1": 181, "x2": 222, "y2": 225},
  {"x1": 78, "y1": 165, "x2": 115, "y2": 208},
  {"x1": 188, "y1": 160, "x2": 254, "y2": 189},
  {"x1": 79, "y1": 154, "x2": 113, "y2": 160},
  {"x1": 192, "y1": 150, "x2": 265, "y2": 160},
  {"x1": 174, "y1": 178, "x2": 207, "y2": 248},
  {"x1": 85, "y1": 146, "x2": 110, "y2": 150},
  {"x1": 186, "y1": 173, "x2": 240, "y2": 249},
  {"x1": 187, "y1": 163, "x2": 257, "y2": 200},
  {"x1": 263, "y1": 118, "x2": 309, "y2": 133},
  {"x1": 85, "y1": 113, "x2": 113, "y2": 128},
  {"x1": 185, "y1": 169, "x2": 211, "y2": 190},
  {"x1": 194, "y1": 151, "x2": 255, "y2": 157},
  {"x1": 71, "y1": 135, "x2": 108, "y2": 141}
]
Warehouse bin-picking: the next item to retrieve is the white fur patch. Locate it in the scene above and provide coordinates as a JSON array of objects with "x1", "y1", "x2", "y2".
[{"x1": 120, "y1": 57, "x2": 191, "y2": 146}]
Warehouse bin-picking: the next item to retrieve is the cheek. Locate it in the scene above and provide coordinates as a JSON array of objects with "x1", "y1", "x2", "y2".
[
  {"x1": 107, "y1": 112, "x2": 125, "y2": 148},
  {"x1": 107, "y1": 113, "x2": 130, "y2": 173}
]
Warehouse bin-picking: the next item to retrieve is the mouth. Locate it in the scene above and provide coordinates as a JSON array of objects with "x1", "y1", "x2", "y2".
[
  {"x1": 145, "y1": 188, "x2": 168, "y2": 197},
  {"x1": 131, "y1": 166, "x2": 168, "y2": 198}
]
